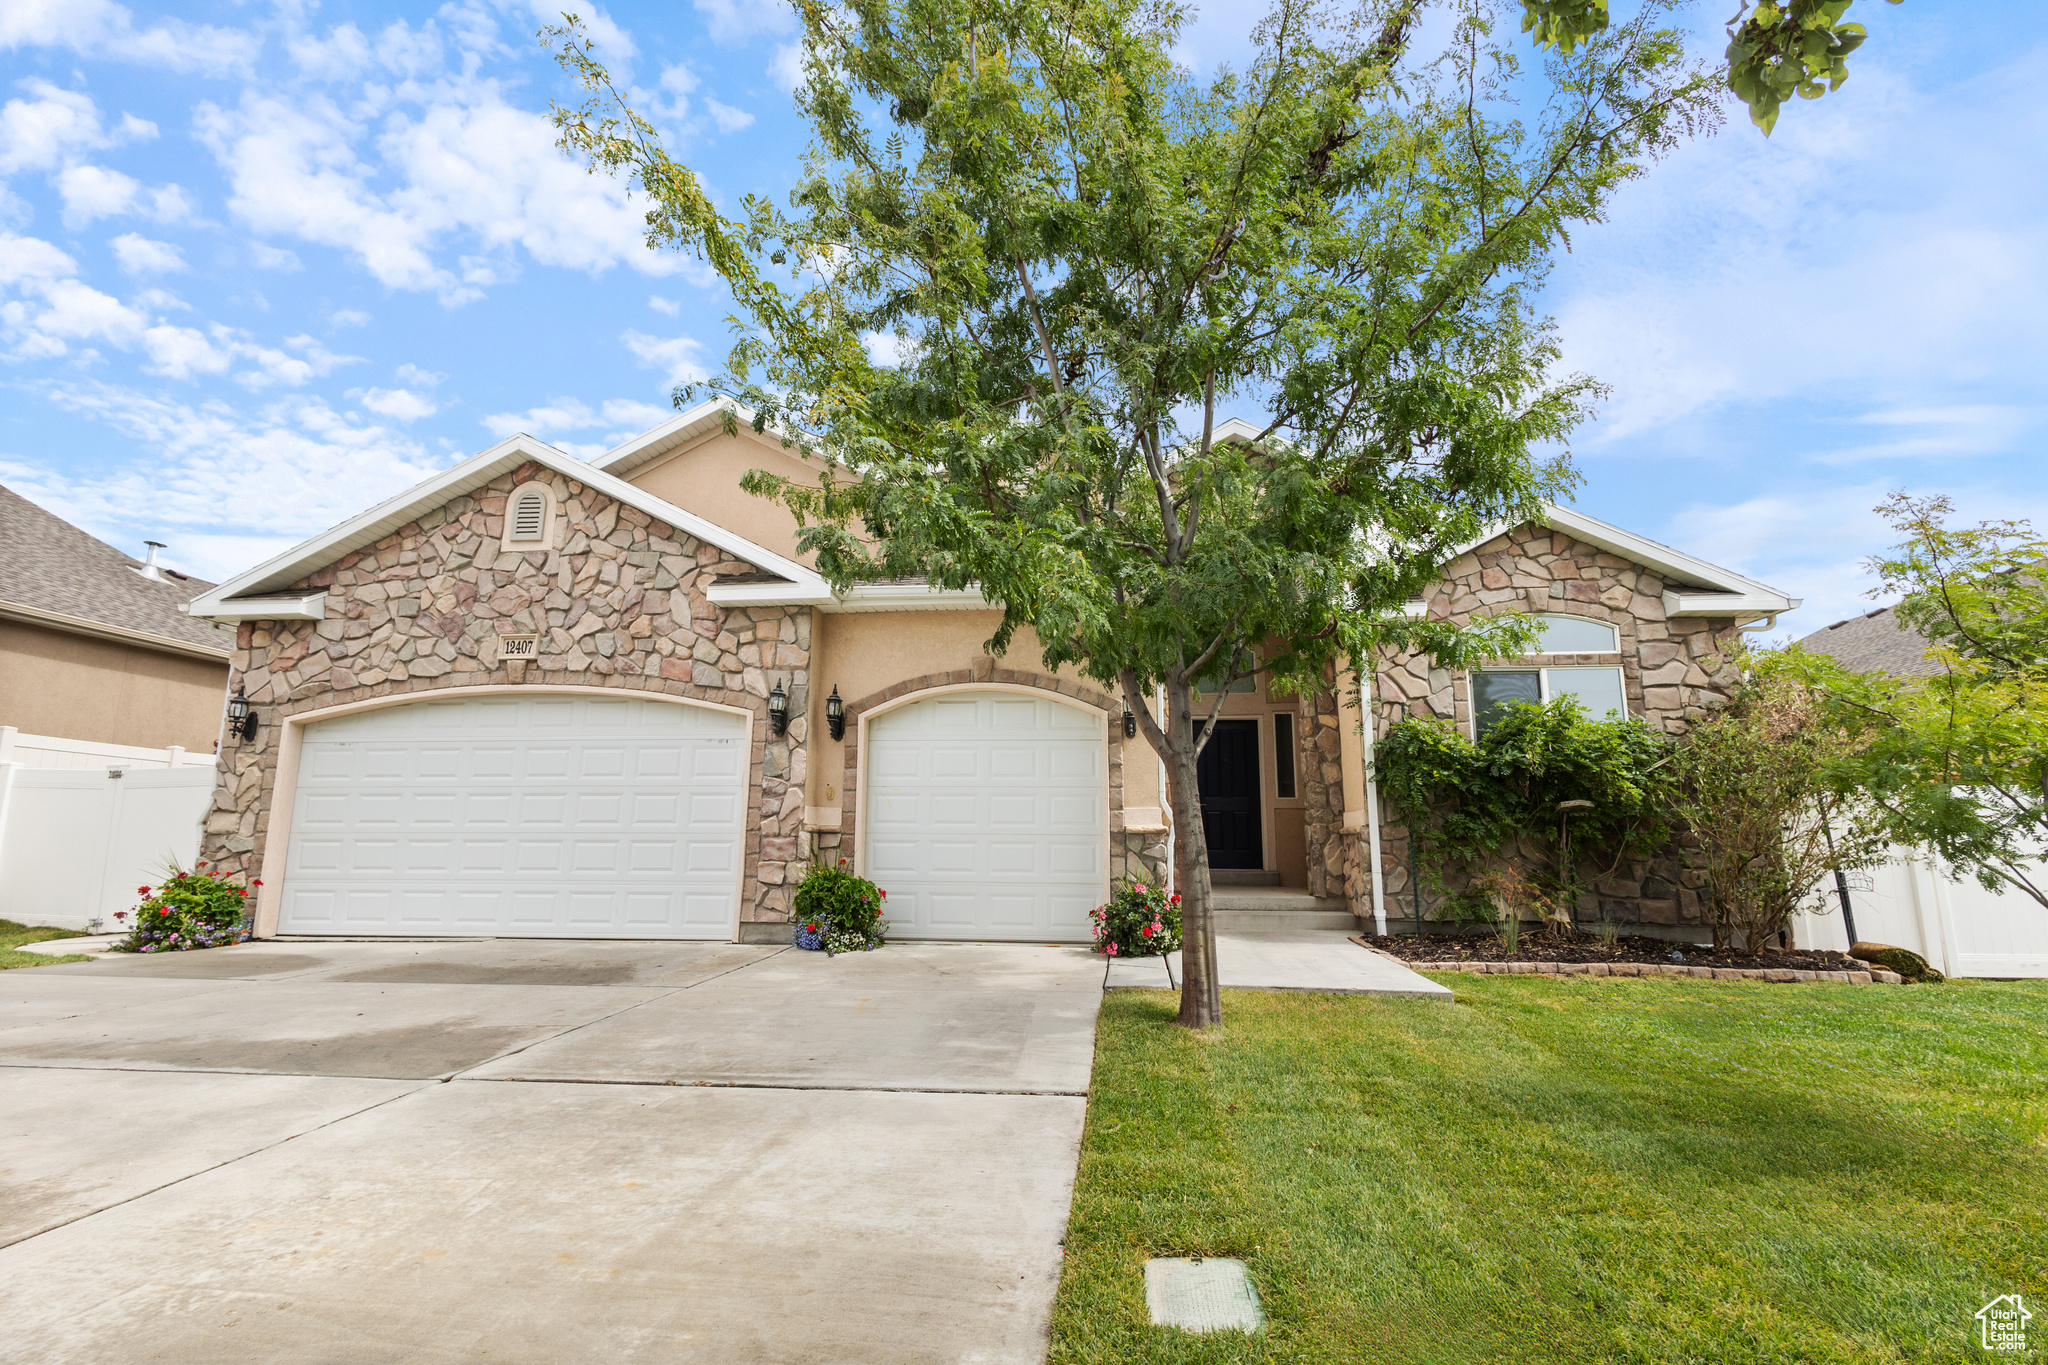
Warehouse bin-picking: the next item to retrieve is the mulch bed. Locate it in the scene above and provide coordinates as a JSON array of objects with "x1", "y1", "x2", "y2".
[{"x1": 1360, "y1": 932, "x2": 1869, "y2": 975}]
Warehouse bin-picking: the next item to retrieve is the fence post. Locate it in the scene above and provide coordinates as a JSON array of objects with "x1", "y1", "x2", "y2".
[{"x1": 165, "y1": 746, "x2": 186, "y2": 769}]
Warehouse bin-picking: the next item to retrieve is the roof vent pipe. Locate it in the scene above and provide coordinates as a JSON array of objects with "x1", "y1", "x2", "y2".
[{"x1": 135, "y1": 541, "x2": 171, "y2": 582}]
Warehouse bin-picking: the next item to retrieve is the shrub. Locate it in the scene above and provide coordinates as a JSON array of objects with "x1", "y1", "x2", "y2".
[
  {"x1": 791, "y1": 860, "x2": 888, "y2": 954},
  {"x1": 112, "y1": 861, "x2": 254, "y2": 954},
  {"x1": 1089, "y1": 879, "x2": 1181, "y2": 957}
]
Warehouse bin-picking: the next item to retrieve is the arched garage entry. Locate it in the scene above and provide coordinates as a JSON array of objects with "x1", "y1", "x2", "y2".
[
  {"x1": 278, "y1": 692, "x2": 748, "y2": 939},
  {"x1": 861, "y1": 688, "x2": 1106, "y2": 941}
]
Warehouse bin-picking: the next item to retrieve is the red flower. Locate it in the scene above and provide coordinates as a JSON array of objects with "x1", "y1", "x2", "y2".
[
  {"x1": 194, "y1": 860, "x2": 207, "y2": 868},
  {"x1": 114, "y1": 911, "x2": 128, "y2": 921},
  {"x1": 158, "y1": 908, "x2": 169, "y2": 916},
  {"x1": 1140, "y1": 924, "x2": 1154, "y2": 937},
  {"x1": 137, "y1": 885, "x2": 151, "y2": 895},
  {"x1": 251, "y1": 878, "x2": 264, "y2": 886},
  {"x1": 1170, "y1": 893, "x2": 1181, "y2": 904}
]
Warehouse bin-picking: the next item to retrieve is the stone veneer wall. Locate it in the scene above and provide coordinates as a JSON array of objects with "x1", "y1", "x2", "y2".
[
  {"x1": 202, "y1": 462, "x2": 812, "y2": 925},
  {"x1": 1336, "y1": 524, "x2": 1745, "y2": 933},
  {"x1": 822, "y1": 662, "x2": 1170, "y2": 890}
]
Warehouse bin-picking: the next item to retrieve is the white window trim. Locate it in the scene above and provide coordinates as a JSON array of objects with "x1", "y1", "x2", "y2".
[
  {"x1": 1467, "y1": 664, "x2": 1629, "y2": 738},
  {"x1": 499, "y1": 480, "x2": 557, "y2": 554}
]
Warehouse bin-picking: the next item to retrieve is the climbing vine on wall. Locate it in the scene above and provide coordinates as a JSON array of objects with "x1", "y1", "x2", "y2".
[{"x1": 1373, "y1": 698, "x2": 1675, "y2": 920}]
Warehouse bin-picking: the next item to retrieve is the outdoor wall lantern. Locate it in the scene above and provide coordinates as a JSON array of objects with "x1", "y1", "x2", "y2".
[
  {"x1": 825, "y1": 686, "x2": 845, "y2": 741},
  {"x1": 1123, "y1": 705, "x2": 1138, "y2": 739},
  {"x1": 225, "y1": 688, "x2": 258, "y2": 741},
  {"x1": 767, "y1": 682, "x2": 790, "y2": 737}
]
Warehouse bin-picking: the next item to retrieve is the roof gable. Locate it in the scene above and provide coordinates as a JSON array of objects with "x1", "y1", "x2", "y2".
[
  {"x1": 187, "y1": 434, "x2": 830, "y2": 621},
  {"x1": 1453, "y1": 503, "x2": 1800, "y2": 622}
]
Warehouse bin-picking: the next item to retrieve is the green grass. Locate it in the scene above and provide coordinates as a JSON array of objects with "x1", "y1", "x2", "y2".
[
  {"x1": 1052, "y1": 978, "x2": 2048, "y2": 1364},
  {"x1": 0, "y1": 918, "x2": 96, "y2": 969}
]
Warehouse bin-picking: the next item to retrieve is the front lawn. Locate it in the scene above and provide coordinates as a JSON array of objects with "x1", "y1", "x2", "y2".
[
  {"x1": 1053, "y1": 977, "x2": 2047, "y2": 1364},
  {"x1": 0, "y1": 919, "x2": 96, "y2": 969}
]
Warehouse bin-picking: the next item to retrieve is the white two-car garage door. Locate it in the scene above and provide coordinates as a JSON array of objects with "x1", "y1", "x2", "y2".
[
  {"x1": 863, "y1": 691, "x2": 1105, "y2": 941},
  {"x1": 280, "y1": 694, "x2": 746, "y2": 939}
]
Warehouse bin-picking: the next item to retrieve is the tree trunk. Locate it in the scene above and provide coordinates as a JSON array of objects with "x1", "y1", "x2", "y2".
[{"x1": 1120, "y1": 669, "x2": 1222, "y2": 1028}]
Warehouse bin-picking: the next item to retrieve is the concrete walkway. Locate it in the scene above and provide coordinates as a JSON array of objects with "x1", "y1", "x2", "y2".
[
  {"x1": 0, "y1": 938, "x2": 1103, "y2": 1364},
  {"x1": 1105, "y1": 929, "x2": 1454, "y2": 999}
]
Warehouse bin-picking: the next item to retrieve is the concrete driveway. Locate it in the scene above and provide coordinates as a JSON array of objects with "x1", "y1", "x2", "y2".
[{"x1": 0, "y1": 938, "x2": 1105, "y2": 1364}]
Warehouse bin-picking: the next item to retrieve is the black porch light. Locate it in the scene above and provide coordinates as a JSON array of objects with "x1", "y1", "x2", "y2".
[
  {"x1": 767, "y1": 682, "x2": 790, "y2": 737},
  {"x1": 825, "y1": 685, "x2": 845, "y2": 741},
  {"x1": 225, "y1": 688, "x2": 258, "y2": 741},
  {"x1": 1122, "y1": 705, "x2": 1138, "y2": 739}
]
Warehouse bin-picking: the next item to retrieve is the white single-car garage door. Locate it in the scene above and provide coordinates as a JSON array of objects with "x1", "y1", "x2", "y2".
[
  {"x1": 863, "y1": 690, "x2": 1105, "y2": 941},
  {"x1": 281, "y1": 694, "x2": 747, "y2": 939}
]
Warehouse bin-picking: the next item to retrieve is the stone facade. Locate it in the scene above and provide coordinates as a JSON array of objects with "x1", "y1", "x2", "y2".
[
  {"x1": 1322, "y1": 524, "x2": 1746, "y2": 935},
  {"x1": 203, "y1": 462, "x2": 811, "y2": 924}
]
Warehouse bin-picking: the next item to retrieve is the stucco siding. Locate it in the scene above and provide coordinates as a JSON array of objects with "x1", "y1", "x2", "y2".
[{"x1": 0, "y1": 618, "x2": 228, "y2": 752}]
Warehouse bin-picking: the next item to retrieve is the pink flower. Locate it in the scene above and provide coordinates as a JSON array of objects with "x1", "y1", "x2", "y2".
[
  {"x1": 1134, "y1": 883, "x2": 1147, "y2": 893},
  {"x1": 1105, "y1": 942, "x2": 1118, "y2": 956}
]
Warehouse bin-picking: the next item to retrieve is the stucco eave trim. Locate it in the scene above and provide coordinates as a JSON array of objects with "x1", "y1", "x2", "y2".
[{"x1": 0, "y1": 597, "x2": 231, "y2": 661}]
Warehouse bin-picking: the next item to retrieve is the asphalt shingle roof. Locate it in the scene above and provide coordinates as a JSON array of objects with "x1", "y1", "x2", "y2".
[
  {"x1": 1797, "y1": 604, "x2": 1937, "y2": 677},
  {"x1": 0, "y1": 484, "x2": 231, "y2": 654}
]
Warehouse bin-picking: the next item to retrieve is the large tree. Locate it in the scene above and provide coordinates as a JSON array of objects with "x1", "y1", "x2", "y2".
[{"x1": 549, "y1": 0, "x2": 1716, "y2": 1026}]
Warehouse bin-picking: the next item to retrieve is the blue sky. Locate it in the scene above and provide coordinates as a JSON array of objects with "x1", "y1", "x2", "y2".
[{"x1": 1, "y1": 0, "x2": 2042, "y2": 637}]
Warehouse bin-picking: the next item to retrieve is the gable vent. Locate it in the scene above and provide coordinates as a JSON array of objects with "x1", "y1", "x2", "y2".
[{"x1": 510, "y1": 490, "x2": 546, "y2": 541}]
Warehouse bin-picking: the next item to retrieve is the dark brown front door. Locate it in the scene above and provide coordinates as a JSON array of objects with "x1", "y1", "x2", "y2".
[{"x1": 1195, "y1": 719, "x2": 1262, "y2": 869}]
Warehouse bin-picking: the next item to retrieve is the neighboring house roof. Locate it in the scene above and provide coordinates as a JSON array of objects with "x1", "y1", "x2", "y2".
[
  {"x1": 0, "y1": 483, "x2": 231, "y2": 660},
  {"x1": 1449, "y1": 503, "x2": 1801, "y2": 626},
  {"x1": 1797, "y1": 604, "x2": 1938, "y2": 676},
  {"x1": 186, "y1": 434, "x2": 834, "y2": 622}
]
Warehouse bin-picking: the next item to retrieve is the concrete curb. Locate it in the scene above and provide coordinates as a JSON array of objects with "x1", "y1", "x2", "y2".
[{"x1": 1348, "y1": 938, "x2": 1903, "y2": 985}]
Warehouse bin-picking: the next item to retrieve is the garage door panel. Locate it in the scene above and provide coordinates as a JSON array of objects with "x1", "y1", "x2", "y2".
[
  {"x1": 864, "y1": 691, "x2": 1105, "y2": 942},
  {"x1": 282, "y1": 695, "x2": 746, "y2": 940}
]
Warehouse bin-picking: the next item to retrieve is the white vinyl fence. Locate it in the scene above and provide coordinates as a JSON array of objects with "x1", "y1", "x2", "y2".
[
  {"x1": 0, "y1": 744, "x2": 219, "y2": 931},
  {"x1": 0, "y1": 724, "x2": 215, "y2": 772},
  {"x1": 1794, "y1": 849, "x2": 2048, "y2": 979}
]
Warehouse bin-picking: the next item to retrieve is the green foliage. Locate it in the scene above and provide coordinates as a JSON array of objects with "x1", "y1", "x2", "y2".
[
  {"x1": 1787, "y1": 494, "x2": 2048, "y2": 909},
  {"x1": 1521, "y1": 0, "x2": 1903, "y2": 134},
  {"x1": 547, "y1": 0, "x2": 1716, "y2": 1025},
  {"x1": 792, "y1": 860, "x2": 890, "y2": 953},
  {"x1": 1089, "y1": 879, "x2": 1182, "y2": 957},
  {"x1": 1666, "y1": 654, "x2": 1886, "y2": 953},
  {"x1": 111, "y1": 862, "x2": 253, "y2": 954},
  {"x1": 1374, "y1": 696, "x2": 1675, "y2": 915}
]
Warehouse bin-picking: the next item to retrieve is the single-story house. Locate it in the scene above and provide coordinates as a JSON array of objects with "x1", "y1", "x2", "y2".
[
  {"x1": 0, "y1": 483, "x2": 232, "y2": 767},
  {"x1": 185, "y1": 405, "x2": 1799, "y2": 944}
]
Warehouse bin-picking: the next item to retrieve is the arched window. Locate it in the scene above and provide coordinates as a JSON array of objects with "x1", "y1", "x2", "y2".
[{"x1": 1470, "y1": 614, "x2": 1626, "y2": 734}]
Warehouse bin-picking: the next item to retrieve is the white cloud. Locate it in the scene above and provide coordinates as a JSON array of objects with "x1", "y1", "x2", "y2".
[
  {"x1": 0, "y1": 0, "x2": 260, "y2": 76},
  {"x1": 507, "y1": 0, "x2": 636, "y2": 62},
  {"x1": 769, "y1": 41, "x2": 805, "y2": 93},
  {"x1": 659, "y1": 64, "x2": 698, "y2": 95},
  {"x1": 694, "y1": 0, "x2": 793, "y2": 45},
  {"x1": 395, "y1": 362, "x2": 444, "y2": 387},
  {"x1": 196, "y1": 88, "x2": 687, "y2": 306},
  {"x1": 1552, "y1": 48, "x2": 2048, "y2": 459},
  {"x1": 354, "y1": 386, "x2": 438, "y2": 421},
  {"x1": 479, "y1": 396, "x2": 676, "y2": 457},
  {"x1": 704, "y1": 97, "x2": 754, "y2": 134},
  {"x1": 860, "y1": 329, "x2": 918, "y2": 368},
  {"x1": 0, "y1": 79, "x2": 149, "y2": 174},
  {"x1": 7, "y1": 378, "x2": 447, "y2": 577},
  {"x1": 252, "y1": 242, "x2": 302, "y2": 272},
  {"x1": 647, "y1": 294, "x2": 680, "y2": 316},
  {"x1": 327, "y1": 307, "x2": 370, "y2": 327},
  {"x1": 110, "y1": 232, "x2": 185, "y2": 275},
  {"x1": 55, "y1": 163, "x2": 136, "y2": 224},
  {"x1": 621, "y1": 329, "x2": 707, "y2": 386}
]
